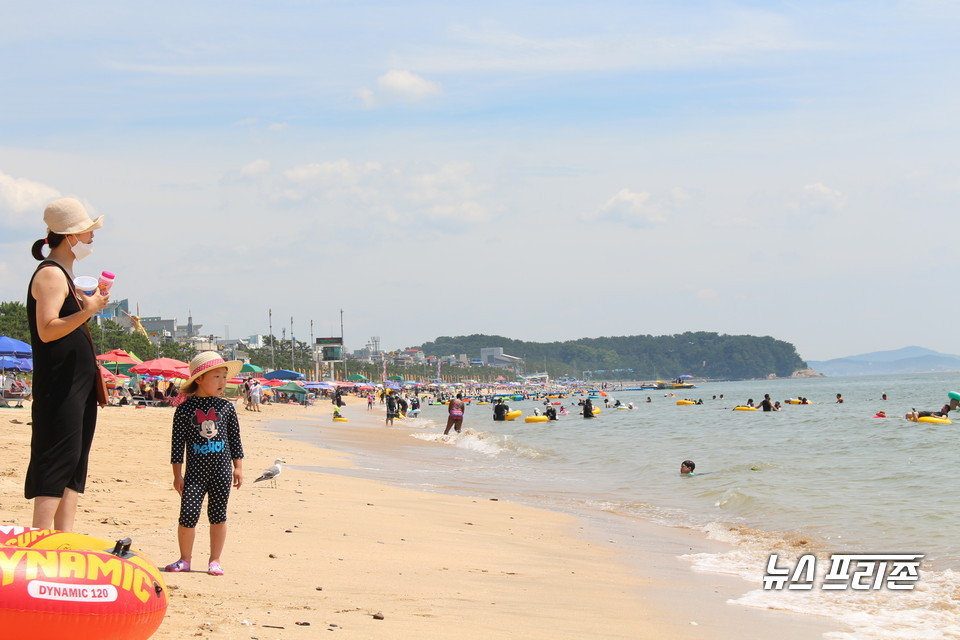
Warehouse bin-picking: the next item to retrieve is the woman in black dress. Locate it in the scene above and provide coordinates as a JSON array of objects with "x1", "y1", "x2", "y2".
[{"x1": 26, "y1": 198, "x2": 110, "y2": 531}]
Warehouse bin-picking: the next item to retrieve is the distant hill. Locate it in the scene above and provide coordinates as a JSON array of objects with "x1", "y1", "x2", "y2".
[
  {"x1": 414, "y1": 332, "x2": 807, "y2": 380},
  {"x1": 808, "y1": 346, "x2": 960, "y2": 376}
]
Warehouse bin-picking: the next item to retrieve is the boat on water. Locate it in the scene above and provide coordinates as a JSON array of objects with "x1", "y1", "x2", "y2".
[{"x1": 621, "y1": 378, "x2": 697, "y2": 391}]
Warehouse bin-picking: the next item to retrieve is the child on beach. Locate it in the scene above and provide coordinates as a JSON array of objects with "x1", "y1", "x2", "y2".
[{"x1": 165, "y1": 352, "x2": 244, "y2": 576}]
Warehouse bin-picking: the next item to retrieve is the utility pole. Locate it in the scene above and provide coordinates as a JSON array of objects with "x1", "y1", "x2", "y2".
[
  {"x1": 310, "y1": 319, "x2": 316, "y2": 381},
  {"x1": 290, "y1": 316, "x2": 295, "y2": 372},
  {"x1": 340, "y1": 309, "x2": 346, "y2": 379},
  {"x1": 269, "y1": 309, "x2": 275, "y2": 370}
]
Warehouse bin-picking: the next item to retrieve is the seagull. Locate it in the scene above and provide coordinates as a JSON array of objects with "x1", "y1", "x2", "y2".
[{"x1": 254, "y1": 458, "x2": 285, "y2": 488}]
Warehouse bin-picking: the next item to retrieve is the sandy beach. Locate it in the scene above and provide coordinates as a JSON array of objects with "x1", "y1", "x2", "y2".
[{"x1": 0, "y1": 396, "x2": 841, "y2": 639}]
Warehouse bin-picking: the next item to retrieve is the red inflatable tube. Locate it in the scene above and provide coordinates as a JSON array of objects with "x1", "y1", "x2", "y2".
[{"x1": 0, "y1": 526, "x2": 167, "y2": 640}]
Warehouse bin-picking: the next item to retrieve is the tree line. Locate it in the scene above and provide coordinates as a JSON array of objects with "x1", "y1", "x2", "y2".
[{"x1": 415, "y1": 331, "x2": 808, "y2": 380}]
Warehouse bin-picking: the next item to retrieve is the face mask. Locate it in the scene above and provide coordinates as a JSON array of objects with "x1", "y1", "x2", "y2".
[{"x1": 70, "y1": 237, "x2": 94, "y2": 261}]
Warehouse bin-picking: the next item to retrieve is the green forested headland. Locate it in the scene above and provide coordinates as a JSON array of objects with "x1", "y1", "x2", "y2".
[{"x1": 415, "y1": 332, "x2": 807, "y2": 380}]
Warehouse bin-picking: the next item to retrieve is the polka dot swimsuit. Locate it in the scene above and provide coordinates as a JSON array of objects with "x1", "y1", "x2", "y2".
[{"x1": 171, "y1": 396, "x2": 244, "y2": 528}]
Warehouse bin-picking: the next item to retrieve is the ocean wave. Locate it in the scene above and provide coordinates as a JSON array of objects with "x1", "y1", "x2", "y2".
[
  {"x1": 410, "y1": 430, "x2": 546, "y2": 459},
  {"x1": 683, "y1": 523, "x2": 960, "y2": 639},
  {"x1": 714, "y1": 488, "x2": 757, "y2": 510}
]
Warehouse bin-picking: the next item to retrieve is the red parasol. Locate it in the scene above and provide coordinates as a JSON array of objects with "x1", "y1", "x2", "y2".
[
  {"x1": 96, "y1": 349, "x2": 142, "y2": 364},
  {"x1": 129, "y1": 357, "x2": 190, "y2": 379}
]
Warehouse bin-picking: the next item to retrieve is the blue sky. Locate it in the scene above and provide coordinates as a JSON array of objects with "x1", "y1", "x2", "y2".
[{"x1": 2, "y1": 1, "x2": 958, "y2": 361}]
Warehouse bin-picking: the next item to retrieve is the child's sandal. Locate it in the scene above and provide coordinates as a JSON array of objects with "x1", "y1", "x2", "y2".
[
  {"x1": 207, "y1": 562, "x2": 224, "y2": 576},
  {"x1": 164, "y1": 559, "x2": 190, "y2": 572}
]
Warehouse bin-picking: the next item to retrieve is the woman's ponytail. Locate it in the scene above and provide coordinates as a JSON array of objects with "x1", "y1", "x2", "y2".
[{"x1": 31, "y1": 232, "x2": 65, "y2": 260}]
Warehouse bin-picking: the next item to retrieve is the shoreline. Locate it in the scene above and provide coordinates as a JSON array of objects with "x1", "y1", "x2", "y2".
[
  {"x1": 249, "y1": 399, "x2": 843, "y2": 638},
  {"x1": 0, "y1": 399, "x2": 841, "y2": 638}
]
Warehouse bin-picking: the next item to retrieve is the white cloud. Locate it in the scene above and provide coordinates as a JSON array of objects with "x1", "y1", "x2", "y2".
[
  {"x1": 0, "y1": 171, "x2": 60, "y2": 224},
  {"x1": 240, "y1": 159, "x2": 271, "y2": 176},
  {"x1": 788, "y1": 182, "x2": 845, "y2": 216},
  {"x1": 697, "y1": 288, "x2": 718, "y2": 300},
  {"x1": 107, "y1": 61, "x2": 283, "y2": 77},
  {"x1": 399, "y1": 11, "x2": 826, "y2": 74},
  {"x1": 279, "y1": 159, "x2": 489, "y2": 226},
  {"x1": 358, "y1": 70, "x2": 443, "y2": 108},
  {"x1": 285, "y1": 159, "x2": 383, "y2": 184},
  {"x1": 591, "y1": 187, "x2": 689, "y2": 227},
  {"x1": 428, "y1": 201, "x2": 489, "y2": 224},
  {"x1": 408, "y1": 163, "x2": 484, "y2": 203}
]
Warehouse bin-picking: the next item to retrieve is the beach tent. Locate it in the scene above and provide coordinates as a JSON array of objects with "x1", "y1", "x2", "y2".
[
  {"x1": 273, "y1": 381, "x2": 307, "y2": 396},
  {"x1": 347, "y1": 374, "x2": 367, "y2": 381},
  {"x1": 387, "y1": 375, "x2": 403, "y2": 381},
  {"x1": 0, "y1": 336, "x2": 31, "y2": 358},
  {"x1": 264, "y1": 369, "x2": 305, "y2": 380}
]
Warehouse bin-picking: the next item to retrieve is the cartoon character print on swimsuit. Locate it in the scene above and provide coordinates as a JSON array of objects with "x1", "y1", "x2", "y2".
[{"x1": 197, "y1": 408, "x2": 218, "y2": 439}]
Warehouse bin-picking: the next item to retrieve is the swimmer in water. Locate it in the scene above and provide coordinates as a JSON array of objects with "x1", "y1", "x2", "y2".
[
  {"x1": 905, "y1": 405, "x2": 951, "y2": 422},
  {"x1": 680, "y1": 460, "x2": 695, "y2": 476}
]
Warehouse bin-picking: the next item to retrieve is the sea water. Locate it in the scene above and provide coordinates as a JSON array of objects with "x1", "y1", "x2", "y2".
[{"x1": 295, "y1": 372, "x2": 960, "y2": 639}]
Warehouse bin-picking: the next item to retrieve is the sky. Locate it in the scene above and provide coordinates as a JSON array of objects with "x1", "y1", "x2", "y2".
[{"x1": 1, "y1": 1, "x2": 958, "y2": 362}]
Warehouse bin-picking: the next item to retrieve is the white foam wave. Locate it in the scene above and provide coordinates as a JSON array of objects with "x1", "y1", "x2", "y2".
[
  {"x1": 410, "y1": 430, "x2": 545, "y2": 459},
  {"x1": 683, "y1": 523, "x2": 960, "y2": 639}
]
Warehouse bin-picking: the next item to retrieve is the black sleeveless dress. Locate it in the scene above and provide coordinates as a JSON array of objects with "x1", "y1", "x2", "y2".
[{"x1": 25, "y1": 261, "x2": 98, "y2": 499}]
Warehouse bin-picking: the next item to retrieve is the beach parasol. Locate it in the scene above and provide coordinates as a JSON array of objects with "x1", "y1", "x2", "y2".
[
  {"x1": 0, "y1": 356, "x2": 32, "y2": 372},
  {"x1": 0, "y1": 336, "x2": 32, "y2": 358},
  {"x1": 129, "y1": 357, "x2": 190, "y2": 379},
  {"x1": 387, "y1": 375, "x2": 403, "y2": 381},
  {"x1": 263, "y1": 369, "x2": 305, "y2": 380},
  {"x1": 97, "y1": 349, "x2": 141, "y2": 364},
  {"x1": 240, "y1": 363, "x2": 263, "y2": 373},
  {"x1": 97, "y1": 348, "x2": 143, "y2": 374},
  {"x1": 347, "y1": 374, "x2": 367, "y2": 381}
]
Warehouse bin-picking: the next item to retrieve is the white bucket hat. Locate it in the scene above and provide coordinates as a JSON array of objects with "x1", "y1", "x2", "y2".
[{"x1": 44, "y1": 197, "x2": 104, "y2": 235}]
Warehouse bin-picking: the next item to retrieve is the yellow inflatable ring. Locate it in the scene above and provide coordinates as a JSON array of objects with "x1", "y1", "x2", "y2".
[
  {"x1": 333, "y1": 417, "x2": 349, "y2": 422},
  {"x1": 525, "y1": 415, "x2": 549, "y2": 423},
  {"x1": 505, "y1": 410, "x2": 522, "y2": 421},
  {"x1": 734, "y1": 406, "x2": 758, "y2": 411},
  {"x1": 0, "y1": 526, "x2": 168, "y2": 640},
  {"x1": 917, "y1": 416, "x2": 952, "y2": 424},
  {"x1": 676, "y1": 400, "x2": 696, "y2": 406}
]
